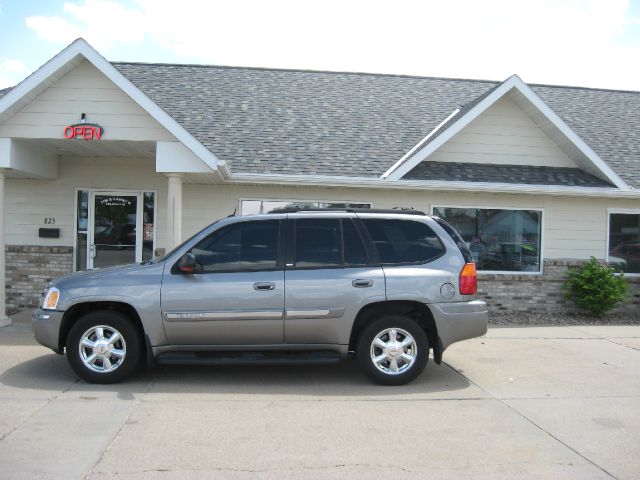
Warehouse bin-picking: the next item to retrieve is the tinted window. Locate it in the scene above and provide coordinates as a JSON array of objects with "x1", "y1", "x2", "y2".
[
  {"x1": 295, "y1": 219, "x2": 341, "y2": 267},
  {"x1": 608, "y1": 213, "x2": 640, "y2": 273},
  {"x1": 190, "y1": 220, "x2": 279, "y2": 272},
  {"x1": 343, "y1": 219, "x2": 368, "y2": 266},
  {"x1": 293, "y1": 218, "x2": 368, "y2": 268},
  {"x1": 363, "y1": 219, "x2": 445, "y2": 264}
]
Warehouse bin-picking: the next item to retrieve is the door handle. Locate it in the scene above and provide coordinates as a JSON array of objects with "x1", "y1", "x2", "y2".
[
  {"x1": 254, "y1": 282, "x2": 276, "y2": 291},
  {"x1": 352, "y1": 279, "x2": 374, "y2": 288}
]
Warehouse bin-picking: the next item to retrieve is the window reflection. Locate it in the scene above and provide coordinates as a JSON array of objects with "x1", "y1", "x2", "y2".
[
  {"x1": 608, "y1": 213, "x2": 640, "y2": 273},
  {"x1": 240, "y1": 199, "x2": 371, "y2": 215},
  {"x1": 433, "y1": 207, "x2": 542, "y2": 272}
]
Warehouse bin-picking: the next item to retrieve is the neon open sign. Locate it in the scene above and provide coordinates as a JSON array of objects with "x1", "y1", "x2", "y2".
[{"x1": 63, "y1": 123, "x2": 104, "y2": 140}]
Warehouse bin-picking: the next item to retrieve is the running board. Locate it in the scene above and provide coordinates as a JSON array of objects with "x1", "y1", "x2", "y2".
[{"x1": 156, "y1": 350, "x2": 341, "y2": 367}]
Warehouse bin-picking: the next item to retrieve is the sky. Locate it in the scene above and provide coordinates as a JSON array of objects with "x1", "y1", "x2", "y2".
[{"x1": 0, "y1": 0, "x2": 639, "y2": 91}]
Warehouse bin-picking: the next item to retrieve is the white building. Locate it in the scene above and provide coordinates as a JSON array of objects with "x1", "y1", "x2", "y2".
[{"x1": 0, "y1": 38, "x2": 638, "y2": 322}]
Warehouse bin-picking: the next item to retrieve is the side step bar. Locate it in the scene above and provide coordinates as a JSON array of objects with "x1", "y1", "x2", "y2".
[{"x1": 156, "y1": 350, "x2": 341, "y2": 367}]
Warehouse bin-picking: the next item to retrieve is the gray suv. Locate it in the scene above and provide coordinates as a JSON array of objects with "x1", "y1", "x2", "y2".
[{"x1": 33, "y1": 209, "x2": 488, "y2": 386}]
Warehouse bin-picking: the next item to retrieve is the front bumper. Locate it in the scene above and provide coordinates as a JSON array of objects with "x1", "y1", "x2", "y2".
[
  {"x1": 32, "y1": 309, "x2": 64, "y2": 353},
  {"x1": 429, "y1": 300, "x2": 488, "y2": 351}
]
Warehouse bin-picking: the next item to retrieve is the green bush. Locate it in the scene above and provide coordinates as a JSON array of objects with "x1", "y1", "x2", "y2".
[{"x1": 563, "y1": 257, "x2": 629, "y2": 316}]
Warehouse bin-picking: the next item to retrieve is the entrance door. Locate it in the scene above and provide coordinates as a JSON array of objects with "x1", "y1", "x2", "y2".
[{"x1": 88, "y1": 192, "x2": 141, "y2": 269}]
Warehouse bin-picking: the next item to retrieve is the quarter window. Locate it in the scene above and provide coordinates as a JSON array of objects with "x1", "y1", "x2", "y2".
[
  {"x1": 433, "y1": 207, "x2": 542, "y2": 272},
  {"x1": 362, "y1": 219, "x2": 445, "y2": 265},
  {"x1": 608, "y1": 213, "x2": 640, "y2": 274},
  {"x1": 189, "y1": 220, "x2": 280, "y2": 272}
]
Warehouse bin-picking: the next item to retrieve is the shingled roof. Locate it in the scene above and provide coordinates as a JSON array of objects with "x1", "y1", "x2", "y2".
[
  {"x1": 403, "y1": 162, "x2": 614, "y2": 187},
  {"x1": 4, "y1": 61, "x2": 640, "y2": 188},
  {"x1": 112, "y1": 63, "x2": 640, "y2": 188}
]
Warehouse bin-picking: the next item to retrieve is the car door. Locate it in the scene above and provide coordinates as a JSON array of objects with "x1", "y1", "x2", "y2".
[
  {"x1": 284, "y1": 214, "x2": 386, "y2": 345},
  {"x1": 161, "y1": 218, "x2": 285, "y2": 345}
]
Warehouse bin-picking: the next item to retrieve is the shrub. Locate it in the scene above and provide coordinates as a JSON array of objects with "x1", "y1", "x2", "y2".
[{"x1": 563, "y1": 257, "x2": 629, "y2": 316}]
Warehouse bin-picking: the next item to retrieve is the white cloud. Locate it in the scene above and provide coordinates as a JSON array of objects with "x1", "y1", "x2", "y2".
[
  {"x1": 0, "y1": 59, "x2": 31, "y2": 88},
  {"x1": 23, "y1": 0, "x2": 640, "y2": 90},
  {"x1": 26, "y1": 0, "x2": 146, "y2": 50}
]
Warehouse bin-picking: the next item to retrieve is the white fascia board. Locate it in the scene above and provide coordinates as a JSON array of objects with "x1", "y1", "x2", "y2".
[
  {"x1": 384, "y1": 75, "x2": 630, "y2": 190},
  {"x1": 510, "y1": 80, "x2": 629, "y2": 190},
  {"x1": 0, "y1": 38, "x2": 222, "y2": 176},
  {"x1": 381, "y1": 107, "x2": 460, "y2": 179},
  {"x1": 384, "y1": 76, "x2": 520, "y2": 180},
  {"x1": 227, "y1": 172, "x2": 640, "y2": 199}
]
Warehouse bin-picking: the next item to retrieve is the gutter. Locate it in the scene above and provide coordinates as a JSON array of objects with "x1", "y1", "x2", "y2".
[{"x1": 226, "y1": 172, "x2": 640, "y2": 199}]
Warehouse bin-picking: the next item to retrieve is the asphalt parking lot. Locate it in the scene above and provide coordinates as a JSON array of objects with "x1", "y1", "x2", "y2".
[{"x1": 0, "y1": 312, "x2": 639, "y2": 479}]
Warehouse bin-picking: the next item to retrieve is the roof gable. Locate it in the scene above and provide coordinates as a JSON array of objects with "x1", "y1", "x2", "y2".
[
  {"x1": 0, "y1": 59, "x2": 176, "y2": 142},
  {"x1": 0, "y1": 38, "x2": 221, "y2": 173},
  {"x1": 382, "y1": 75, "x2": 629, "y2": 190}
]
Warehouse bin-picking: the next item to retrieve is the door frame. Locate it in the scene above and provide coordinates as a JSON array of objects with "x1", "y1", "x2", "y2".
[{"x1": 73, "y1": 188, "x2": 158, "y2": 271}]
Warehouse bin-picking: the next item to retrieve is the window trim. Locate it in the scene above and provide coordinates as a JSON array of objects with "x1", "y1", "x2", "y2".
[
  {"x1": 606, "y1": 208, "x2": 640, "y2": 277},
  {"x1": 238, "y1": 197, "x2": 373, "y2": 215},
  {"x1": 430, "y1": 204, "x2": 545, "y2": 275}
]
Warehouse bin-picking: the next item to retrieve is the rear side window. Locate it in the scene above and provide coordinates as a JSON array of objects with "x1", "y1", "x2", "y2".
[
  {"x1": 362, "y1": 218, "x2": 445, "y2": 265},
  {"x1": 432, "y1": 217, "x2": 473, "y2": 263},
  {"x1": 294, "y1": 218, "x2": 368, "y2": 268}
]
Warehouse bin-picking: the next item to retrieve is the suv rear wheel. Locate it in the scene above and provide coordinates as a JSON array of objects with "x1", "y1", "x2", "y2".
[
  {"x1": 357, "y1": 315, "x2": 428, "y2": 386},
  {"x1": 66, "y1": 310, "x2": 141, "y2": 384}
]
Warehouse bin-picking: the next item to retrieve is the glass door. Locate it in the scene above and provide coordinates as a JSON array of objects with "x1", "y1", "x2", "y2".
[{"x1": 88, "y1": 192, "x2": 141, "y2": 269}]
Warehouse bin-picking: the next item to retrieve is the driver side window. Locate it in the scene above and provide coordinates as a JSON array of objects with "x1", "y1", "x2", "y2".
[{"x1": 189, "y1": 220, "x2": 280, "y2": 272}]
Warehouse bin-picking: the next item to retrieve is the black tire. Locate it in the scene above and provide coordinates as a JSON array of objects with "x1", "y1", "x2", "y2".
[
  {"x1": 66, "y1": 310, "x2": 142, "y2": 384},
  {"x1": 356, "y1": 315, "x2": 428, "y2": 386}
]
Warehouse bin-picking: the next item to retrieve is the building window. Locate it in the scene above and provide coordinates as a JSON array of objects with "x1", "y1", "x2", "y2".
[
  {"x1": 432, "y1": 207, "x2": 542, "y2": 273},
  {"x1": 608, "y1": 212, "x2": 640, "y2": 274},
  {"x1": 239, "y1": 199, "x2": 371, "y2": 215}
]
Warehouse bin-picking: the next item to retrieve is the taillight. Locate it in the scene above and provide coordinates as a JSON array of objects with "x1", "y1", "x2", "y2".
[{"x1": 459, "y1": 262, "x2": 477, "y2": 295}]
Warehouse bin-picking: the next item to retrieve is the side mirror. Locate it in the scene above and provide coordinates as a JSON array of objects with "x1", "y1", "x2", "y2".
[{"x1": 175, "y1": 253, "x2": 198, "y2": 274}]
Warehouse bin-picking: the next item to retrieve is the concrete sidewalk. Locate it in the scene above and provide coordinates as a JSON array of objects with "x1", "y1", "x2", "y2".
[{"x1": 0, "y1": 312, "x2": 638, "y2": 479}]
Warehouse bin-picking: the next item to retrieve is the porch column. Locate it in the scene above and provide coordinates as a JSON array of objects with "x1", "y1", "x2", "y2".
[
  {"x1": 166, "y1": 173, "x2": 184, "y2": 249},
  {"x1": 0, "y1": 172, "x2": 9, "y2": 327}
]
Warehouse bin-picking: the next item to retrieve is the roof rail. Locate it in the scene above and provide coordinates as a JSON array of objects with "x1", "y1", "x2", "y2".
[{"x1": 267, "y1": 207, "x2": 426, "y2": 216}]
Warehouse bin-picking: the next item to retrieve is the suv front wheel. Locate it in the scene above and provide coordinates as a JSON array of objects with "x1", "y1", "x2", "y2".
[
  {"x1": 357, "y1": 315, "x2": 428, "y2": 386},
  {"x1": 66, "y1": 310, "x2": 141, "y2": 384}
]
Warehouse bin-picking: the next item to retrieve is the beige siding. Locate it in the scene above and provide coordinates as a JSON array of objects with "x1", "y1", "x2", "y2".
[
  {"x1": 0, "y1": 60, "x2": 176, "y2": 142},
  {"x1": 6, "y1": 156, "x2": 168, "y2": 248},
  {"x1": 429, "y1": 96, "x2": 578, "y2": 168},
  {"x1": 6, "y1": 167, "x2": 640, "y2": 265},
  {"x1": 182, "y1": 185, "x2": 639, "y2": 262}
]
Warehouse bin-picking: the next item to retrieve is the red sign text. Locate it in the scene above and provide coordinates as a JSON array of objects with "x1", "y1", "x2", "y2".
[{"x1": 63, "y1": 124, "x2": 104, "y2": 140}]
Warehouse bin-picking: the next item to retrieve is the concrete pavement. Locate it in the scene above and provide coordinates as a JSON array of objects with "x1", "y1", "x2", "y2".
[{"x1": 0, "y1": 312, "x2": 639, "y2": 479}]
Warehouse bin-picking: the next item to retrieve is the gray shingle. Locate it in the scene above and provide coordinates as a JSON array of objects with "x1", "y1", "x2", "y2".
[
  {"x1": 403, "y1": 161, "x2": 613, "y2": 187},
  {"x1": 113, "y1": 63, "x2": 640, "y2": 188}
]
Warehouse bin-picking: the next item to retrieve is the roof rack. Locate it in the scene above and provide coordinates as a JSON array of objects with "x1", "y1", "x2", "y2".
[{"x1": 267, "y1": 207, "x2": 427, "y2": 216}]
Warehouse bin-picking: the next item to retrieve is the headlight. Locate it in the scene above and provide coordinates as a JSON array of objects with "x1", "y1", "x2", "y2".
[{"x1": 42, "y1": 287, "x2": 60, "y2": 310}]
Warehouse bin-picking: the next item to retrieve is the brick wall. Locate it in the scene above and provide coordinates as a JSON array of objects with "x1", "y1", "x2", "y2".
[
  {"x1": 478, "y1": 259, "x2": 640, "y2": 314},
  {"x1": 6, "y1": 245, "x2": 73, "y2": 314},
  {"x1": 3, "y1": 249, "x2": 639, "y2": 315}
]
